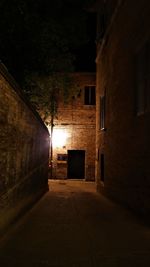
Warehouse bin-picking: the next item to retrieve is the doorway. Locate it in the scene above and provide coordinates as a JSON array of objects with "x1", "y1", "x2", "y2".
[{"x1": 67, "y1": 150, "x2": 85, "y2": 179}]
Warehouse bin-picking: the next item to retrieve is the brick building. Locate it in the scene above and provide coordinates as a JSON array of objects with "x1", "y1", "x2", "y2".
[
  {"x1": 95, "y1": 0, "x2": 150, "y2": 214},
  {"x1": 50, "y1": 72, "x2": 96, "y2": 181}
]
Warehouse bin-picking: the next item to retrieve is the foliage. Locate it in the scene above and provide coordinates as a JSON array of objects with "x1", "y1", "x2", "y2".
[
  {"x1": 0, "y1": 0, "x2": 95, "y2": 125},
  {"x1": 0, "y1": 0, "x2": 95, "y2": 82},
  {"x1": 23, "y1": 72, "x2": 80, "y2": 124}
]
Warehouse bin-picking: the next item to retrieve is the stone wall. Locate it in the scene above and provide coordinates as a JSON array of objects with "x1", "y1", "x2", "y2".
[
  {"x1": 52, "y1": 73, "x2": 96, "y2": 181},
  {"x1": 96, "y1": 0, "x2": 150, "y2": 215},
  {"x1": 0, "y1": 63, "x2": 49, "y2": 234}
]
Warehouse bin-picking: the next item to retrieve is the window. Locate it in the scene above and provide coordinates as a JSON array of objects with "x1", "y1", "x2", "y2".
[
  {"x1": 57, "y1": 154, "x2": 67, "y2": 162},
  {"x1": 135, "y1": 41, "x2": 150, "y2": 115},
  {"x1": 84, "y1": 86, "x2": 96, "y2": 105},
  {"x1": 96, "y1": 2, "x2": 107, "y2": 42},
  {"x1": 100, "y1": 95, "x2": 105, "y2": 130},
  {"x1": 100, "y1": 154, "x2": 104, "y2": 182}
]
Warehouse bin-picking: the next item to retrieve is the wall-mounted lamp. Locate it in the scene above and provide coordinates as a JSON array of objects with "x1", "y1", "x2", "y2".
[{"x1": 52, "y1": 129, "x2": 68, "y2": 148}]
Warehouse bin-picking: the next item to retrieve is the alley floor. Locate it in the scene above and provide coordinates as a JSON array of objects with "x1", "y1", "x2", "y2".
[{"x1": 0, "y1": 180, "x2": 150, "y2": 267}]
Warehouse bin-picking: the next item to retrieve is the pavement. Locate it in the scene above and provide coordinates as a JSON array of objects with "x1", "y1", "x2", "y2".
[{"x1": 0, "y1": 179, "x2": 150, "y2": 267}]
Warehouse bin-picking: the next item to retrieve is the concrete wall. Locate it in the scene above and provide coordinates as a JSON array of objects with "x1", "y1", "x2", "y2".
[
  {"x1": 96, "y1": 0, "x2": 150, "y2": 215},
  {"x1": 52, "y1": 73, "x2": 96, "y2": 181},
  {"x1": 0, "y1": 63, "x2": 49, "y2": 234}
]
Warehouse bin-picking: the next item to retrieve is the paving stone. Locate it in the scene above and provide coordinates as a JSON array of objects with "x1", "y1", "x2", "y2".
[{"x1": 0, "y1": 180, "x2": 150, "y2": 267}]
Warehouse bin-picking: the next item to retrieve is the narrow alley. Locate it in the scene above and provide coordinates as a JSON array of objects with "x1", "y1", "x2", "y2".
[{"x1": 0, "y1": 180, "x2": 150, "y2": 267}]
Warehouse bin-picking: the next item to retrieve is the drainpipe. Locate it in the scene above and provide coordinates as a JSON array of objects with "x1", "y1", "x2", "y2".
[{"x1": 50, "y1": 115, "x2": 54, "y2": 179}]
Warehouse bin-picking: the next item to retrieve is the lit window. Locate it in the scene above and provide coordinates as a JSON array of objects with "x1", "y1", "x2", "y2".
[{"x1": 84, "y1": 86, "x2": 96, "y2": 105}]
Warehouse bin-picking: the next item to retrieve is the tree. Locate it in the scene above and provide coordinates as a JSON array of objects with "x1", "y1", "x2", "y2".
[
  {"x1": 0, "y1": 0, "x2": 95, "y2": 82},
  {"x1": 0, "y1": 0, "x2": 95, "y2": 176},
  {"x1": 24, "y1": 72, "x2": 78, "y2": 121},
  {"x1": 23, "y1": 71, "x2": 80, "y2": 177}
]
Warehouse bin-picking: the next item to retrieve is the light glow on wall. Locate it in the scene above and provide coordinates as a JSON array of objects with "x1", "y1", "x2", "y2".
[{"x1": 52, "y1": 129, "x2": 68, "y2": 148}]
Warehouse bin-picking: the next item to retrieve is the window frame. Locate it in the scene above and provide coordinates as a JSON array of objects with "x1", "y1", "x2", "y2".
[
  {"x1": 100, "y1": 95, "x2": 105, "y2": 130},
  {"x1": 84, "y1": 86, "x2": 96, "y2": 106}
]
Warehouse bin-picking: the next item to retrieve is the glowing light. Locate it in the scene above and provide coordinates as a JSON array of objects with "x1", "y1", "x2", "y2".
[{"x1": 52, "y1": 129, "x2": 68, "y2": 148}]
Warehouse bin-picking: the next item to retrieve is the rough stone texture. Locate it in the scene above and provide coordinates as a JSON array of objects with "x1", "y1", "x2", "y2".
[
  {"x1": 0, "y1": 63, "x2": 49, "y2": 234},
  {"x1": 52, "y1": 73, "x2": 96, "y2": 181},
  {"x1": 96, "y1": 1, "x2": 150, "y2": 215}
]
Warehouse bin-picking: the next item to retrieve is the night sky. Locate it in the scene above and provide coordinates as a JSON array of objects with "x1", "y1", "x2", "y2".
[
  {"x1": 74, "y1": 12, "x2": 96, "y2": 72},
  {"x1": 0, "y1": 0, "x2": 96, "y2": 84}
]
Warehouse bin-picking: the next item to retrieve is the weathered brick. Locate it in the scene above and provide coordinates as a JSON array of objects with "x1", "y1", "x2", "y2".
[
  {"x1": 0, "y1": 63, "x2": 49, "y2": 234},
  {"x1": 52, "y1": 73, "x2": 96, "y2": 181}
]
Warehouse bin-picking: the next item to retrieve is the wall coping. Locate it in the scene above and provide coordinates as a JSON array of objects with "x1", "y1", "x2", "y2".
[
  {"x1": 0, "y1": 62, "x2": 49, "y2": 134},
  {"x1": 70, "y1": 72, "x2": 96, "y2": 77}
]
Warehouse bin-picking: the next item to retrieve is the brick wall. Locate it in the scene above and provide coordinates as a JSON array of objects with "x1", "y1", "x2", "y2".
[
  {"x1": 0, "y1": 63, "x2": 49, "y2": 234},
  {"x1": 52, "y1": 73, "x2": 96, "y2": 181},
  {"x1": 96, "y1": 0, "x2": 150, "y2": 215}
]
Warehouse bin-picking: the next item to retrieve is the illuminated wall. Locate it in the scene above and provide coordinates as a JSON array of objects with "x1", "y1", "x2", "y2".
[{"x1": 51, "y1": 73, "x2": 96, "y2": 180}]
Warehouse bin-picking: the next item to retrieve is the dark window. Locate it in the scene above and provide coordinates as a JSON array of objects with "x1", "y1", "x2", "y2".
[
  {"x1": 57, "y1": 154, "x2": 67, "y2": 161},
  {"x1": 96, "y1": 2, "x2": 107, "y2": 42},
  {"x1": 97, "y1": 13, "x2": 105, "y2": 41},
  {"x1": 84, "y1": 86, "x2": 96, "y2": 105},
  {"x1": 100, "y1": 95, "x2": 105, "y2": 130},
  {"x1": 135, "y1": 41, "x2": 150, "y2": 115},
  {"x1": 100, "y1": 154, "x2": 104, "y2": 182},
  {"x1": 96, "y1": 2, "x2": 117, "y2": 44}
]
